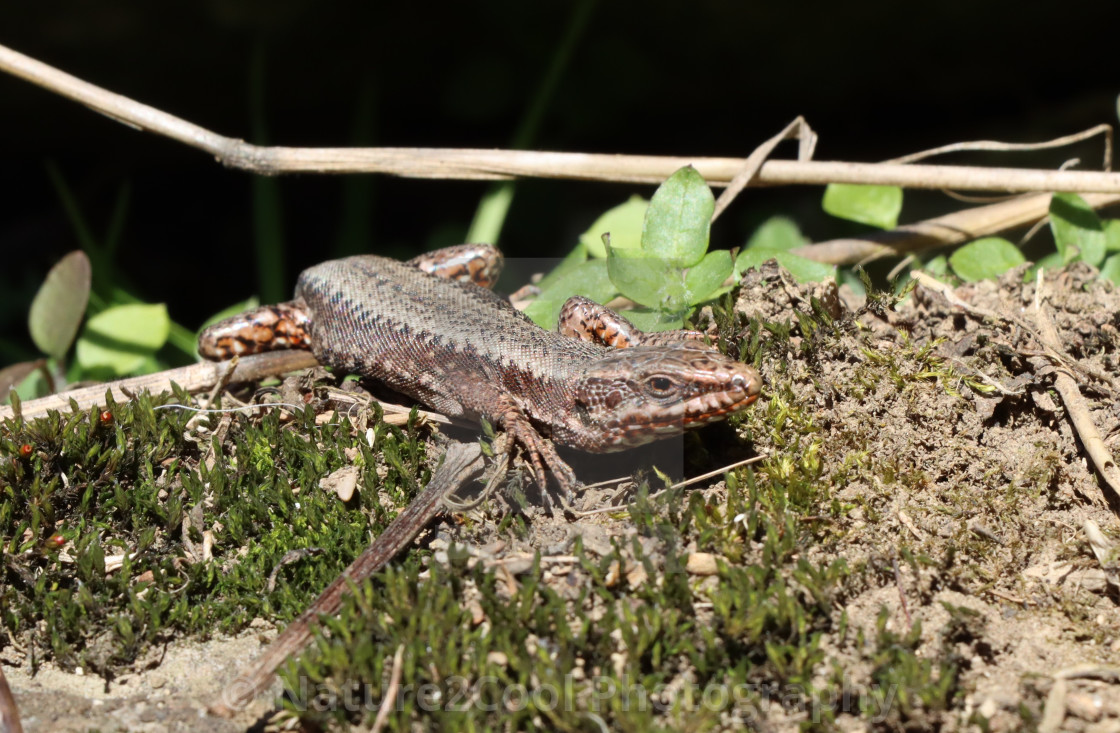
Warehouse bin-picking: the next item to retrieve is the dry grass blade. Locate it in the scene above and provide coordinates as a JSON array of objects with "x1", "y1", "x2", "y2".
[
  {"x1": 1033, "y1": 288, "x2": 1120, "y2": 505},
  {"x1": 711, "y1": 116, "x2": 817, "y2": 221},
  {"x1": 886, "y1": 124, "x2": 1112, "y2": 169}
]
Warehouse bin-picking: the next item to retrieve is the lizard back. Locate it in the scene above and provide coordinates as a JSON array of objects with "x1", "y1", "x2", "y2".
[{"x1": 296, "y1": 255, "x2": 606, "y2": 421}]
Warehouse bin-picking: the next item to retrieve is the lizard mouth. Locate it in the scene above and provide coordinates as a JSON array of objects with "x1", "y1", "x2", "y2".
[
  {"x1": 608, "y1": 369, "x2": 762, "y2": 446},
  {"x1": 675, "y1": 370, "x2": 762, "y2": 430}
]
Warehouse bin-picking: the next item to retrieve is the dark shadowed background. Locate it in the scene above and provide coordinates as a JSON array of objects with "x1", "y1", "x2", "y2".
[{"x1": 1, "y1": 0, "x2": 1117, "y2": 362}]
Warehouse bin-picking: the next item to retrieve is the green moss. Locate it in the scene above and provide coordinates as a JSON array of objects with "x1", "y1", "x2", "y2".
[
  {"x1": 0, "y1": 388, "x2": 425, "y2": 675},
  {"x1": 278, "y1": 470, "x2": 858, "y2": 731}
]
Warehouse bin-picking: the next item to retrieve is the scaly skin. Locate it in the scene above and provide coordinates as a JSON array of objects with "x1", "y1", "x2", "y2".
[{"x1": 199, "y1": 246, "x2": 762, "y2": 493}]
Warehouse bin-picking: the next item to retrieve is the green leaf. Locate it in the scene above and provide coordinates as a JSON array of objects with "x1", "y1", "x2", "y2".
[
  {"x1": 948, "y1": 238, "x2": 1026, "y2": 282},
  {"x1": 75, "y1": 303, "x2": 171, "y2": 376},
  {"x1": 923, "y1": 255, "x2": 949, "y2": 278},
  {"x1": 580, "y1": 196, "x2": 648, "y2": 258},
  {"x1": 532, "y1": 243, "x2": 590, "y2": 292},
  {"x1": 1033, "y1": 250, "x2": 1063, "y2": 272},
  {"x1": 683, "y1": 250, "x2": 733, "y2": 305},
  {"x1": 607, "y1": 249, "x2": 686, "y2": 310},
  {"x1": 1101, "y1": 254, "x2": 1120, "y2": 286},
  {"x1": 840, "y1": 269, "x2": 866, "y2": 297},
  {"x1": 822, "y1": 184, "x2": 902, "y2": 229},
  {"x1": 12, "y1": 368, "x2": 50, "y2": 402},
  {"x1": 522, "y1": 259, "x2": 617, "y2": 329},
  {"x1": 617, "y1": 307, "x2": 685, "y2": 332},
  {"x1": 735, "y1": 248, "x2": 837, "y2": 283},
  {"x1": 641, "y1": 166, "x2": 714, "y2": 267},
  {"x1": 28, "y1": 250, "x2": 92, "y2": 359},
  {"x1": 746, "y1": 216, "x2": 808, "y2": 251},
  {"x1": 1050, "y1": 192, "x2": 1105, "y2": 267},
  {"x1": 1103, "y1": 218, "x2": 1120, "y2": 252}
]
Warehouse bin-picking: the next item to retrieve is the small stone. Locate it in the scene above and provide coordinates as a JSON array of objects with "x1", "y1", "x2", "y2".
[
  {"x1": 319, "y1": 466, "x2": 360, "y2": 502},
  {"x1": 604, "y1": 560, "x2": 622, "y2": 587},
  {"x1": 626, "y1": 563, "x2": 649, "y2": 587},
  {"x1": 686, "y1": 553, "x2": 722, "y2": 576},
  {"x1": 1067, "y1": 690, "x2": 1103, "y2": 722}
]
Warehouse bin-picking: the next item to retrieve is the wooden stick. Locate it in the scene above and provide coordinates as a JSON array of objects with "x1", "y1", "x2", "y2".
[
  {"x1": 4, "y1": 42, "x2": 1120, "y2": 193},
  {"x1": 795, "y1": 192, "x2": 1120, "y2": 265},
  {"x1": 0, "y1": 351, "x2": 318, "y2": 422}
]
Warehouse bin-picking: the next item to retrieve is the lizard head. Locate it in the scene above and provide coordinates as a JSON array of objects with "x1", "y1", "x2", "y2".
[{"x1": 568, "y1": 344, "x2": 762, "y2": 451}]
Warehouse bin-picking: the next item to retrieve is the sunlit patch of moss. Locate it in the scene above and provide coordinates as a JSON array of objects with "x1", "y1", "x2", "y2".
[{"x1": 0, "y1": 388, "x2": 425, "y2": 676}]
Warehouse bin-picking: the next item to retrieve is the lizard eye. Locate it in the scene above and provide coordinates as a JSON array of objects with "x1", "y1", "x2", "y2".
[{"x1": 645, "y1": 375, "x2": 675, "y2": 396}]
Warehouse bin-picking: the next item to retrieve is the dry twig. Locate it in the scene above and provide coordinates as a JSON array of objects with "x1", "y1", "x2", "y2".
[
  {"x1": 912, "y1": 270, "x2": 1120, "y2": 505},
  {"x1": 797, "y1": 191, "x2": 1120, "y2": 265},
  {"x1": 1032, "y1": 273, "x2": 1120, "y2": 504},
  {"x1": 4, "y1": 43, "x2": 1120, "y2": 193}
]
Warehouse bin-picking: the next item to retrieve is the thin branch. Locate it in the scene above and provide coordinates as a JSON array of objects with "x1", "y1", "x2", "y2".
[
  {"x1": 1034, "y1": 277, "x2": 1120, "y2": 504},
  {"x1": 794, "y1": 192, "x2": 1120, "y2": 265},
  {"x1": 5, "y1": 43, "x2": 1120, "y2": 193},
  {"x1": 0, "y1": 351, "x2": 449, "y2": 426},
  {"x1": 0, "y1": 351, "x2": 314, "y2": 422}
]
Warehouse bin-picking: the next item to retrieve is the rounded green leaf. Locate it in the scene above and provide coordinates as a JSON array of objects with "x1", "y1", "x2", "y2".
[
  {"x1": 75, "y1": 303, "x2": 171, "y2": 376},
  {"x1": 641, "y1": 166, "x2": 714, "y2": 267},
  {"x1": 1105, "y1": 219, "x2": 1120, "y2": 253},
  {"x1": 948, "y1": 238, "x2": 1026, "y2": 282},
  {"x1": 580, "y1": 196, "x2": 648, "y2": 258},
  {"x1": 607, "y1": 249, "x2": 685, "y2": 309},
  {"x1": 922, "y1": 255, "x2": 949, "y2": 278},
  {"x1": 822, "y1": 184, "x2": 902, "y2": 229},
  {"x1": 0, "y1": 359, "x2": 46, "y2": 403},
  {"x1": 616, "y1": 307, "x2": 685, "y2": 332},
  {"x1": 28, "y1": 250, "x2": 91, "y2": 359},
  {"x1": 683, "y1": 250, "x2": 733, "y2": 305},
  {"x1": 746, "y1": 216, "x2": 808, "y2": 251},
  {"x1": 1050, "y1": 192, "x2": 1105, "y2": 267},
  {"x1": 1101, "y1": 254, "x2": 1120, "y2": 286},
  {"x1": 522, "y1": 259, "x2": 617, "y2": 329}
]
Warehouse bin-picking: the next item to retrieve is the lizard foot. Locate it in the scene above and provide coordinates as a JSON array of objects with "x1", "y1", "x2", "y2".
[{"x1": 497, "y1": 396, "x2": 577, "y2": 511}]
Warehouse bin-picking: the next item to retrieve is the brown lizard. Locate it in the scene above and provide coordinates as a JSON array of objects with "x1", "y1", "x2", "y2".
[{"x1": 199, "y1": 244, "x2": 761, "y2": 495}]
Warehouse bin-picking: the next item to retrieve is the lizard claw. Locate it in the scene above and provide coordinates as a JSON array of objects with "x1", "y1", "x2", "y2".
[{"x1": 497, "y1": 396, "x2": 578, "y2": 511}]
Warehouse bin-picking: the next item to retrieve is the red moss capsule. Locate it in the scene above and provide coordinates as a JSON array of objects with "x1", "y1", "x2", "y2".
[
  {"x1": 19, "y1": 443, "x2": 33, "y2": 458},
  {"x1": 47, "y1": 533, "x2": 66, "y2": 548},
  {"x1": 99, "y1": 410, "x2": 113, "y2": 425}
]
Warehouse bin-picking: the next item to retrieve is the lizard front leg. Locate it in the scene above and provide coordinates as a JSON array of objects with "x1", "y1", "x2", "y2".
[{"x1": 494, "y1": 393, "x2": 577, "y2": 505}]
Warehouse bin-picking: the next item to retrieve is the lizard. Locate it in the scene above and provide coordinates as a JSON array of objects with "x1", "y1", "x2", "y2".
[{"x1": 198, "y1": 244, "x2": 762, "y2": 499}]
